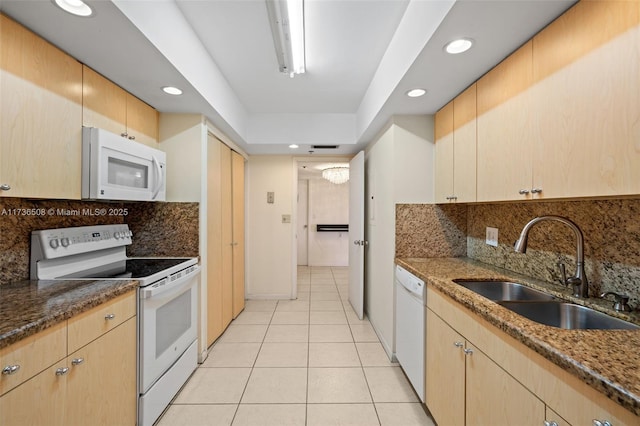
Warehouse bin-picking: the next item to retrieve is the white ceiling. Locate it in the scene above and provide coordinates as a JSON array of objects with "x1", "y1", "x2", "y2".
[{"x1": 0, "y1": 0, "x2": 576, "y2": 155}]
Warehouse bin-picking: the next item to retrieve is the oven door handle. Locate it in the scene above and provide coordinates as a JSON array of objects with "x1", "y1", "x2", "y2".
[{"x1": 140, "y1": 266, "x2": 201, "y2": 299}]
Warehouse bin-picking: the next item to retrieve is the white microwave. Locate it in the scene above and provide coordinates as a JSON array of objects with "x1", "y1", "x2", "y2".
[{"x1": 82, "y1": 127, "x2": 166, "y2": 201}]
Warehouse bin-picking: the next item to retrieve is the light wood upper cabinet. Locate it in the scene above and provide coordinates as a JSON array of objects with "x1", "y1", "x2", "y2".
[
  {"x1": 434, "y1": 84, "x2": 477, "y2": 203},
  {"x1": 452, "y1": 84, "x2": 477, "y2": 203},
  {"x1": 434, "y1": 101, "x2": 454, "y2": 203},
  {"x1": 477, "y1": 41, "x2": 536, "y2": 202},
  {"x1": 83, "y1": 65, "x2": 158, "y2": 147},
  {"x1": 531, "y1": 0, "x2": 640, "y2": 199},
  {"x1": 0, "y1": 14, "x2": 82, "y2": 199}
]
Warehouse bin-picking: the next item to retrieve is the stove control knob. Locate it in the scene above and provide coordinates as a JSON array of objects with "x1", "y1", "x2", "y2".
[
  {"x1": 114, "y1": 232, "x2": 121, "y2": 239},
  {"x1": 60, "y1": 238, "x2": 70, "y2": 247},
  {"x1": 49, "y1": 239, "x2": 59, "y2": 249}
]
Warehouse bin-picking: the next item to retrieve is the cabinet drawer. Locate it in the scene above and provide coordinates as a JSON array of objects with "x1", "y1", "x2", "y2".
[
  {"x1": 67, "y1": 291, "x2": 136, "y2": 353},
  {"x1": 0, "y1": 321, "x2": 67, "y2": 396}
]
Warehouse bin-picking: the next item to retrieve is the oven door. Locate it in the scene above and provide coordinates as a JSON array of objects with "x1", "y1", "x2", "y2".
[{"x1": 138, "y1": 267, "x2": 200, "y2": 393}]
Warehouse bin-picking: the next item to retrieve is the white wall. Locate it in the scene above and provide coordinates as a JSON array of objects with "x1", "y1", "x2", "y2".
[
  {"x1": 246, "y1": 155, "x2": 295, "y2": 299},
  {"x1": 364, "y1": 115, "x2": 435, "y2": 357},
  {"x1": 307, "y1": 177, "x2": 349, "y2": 266}
]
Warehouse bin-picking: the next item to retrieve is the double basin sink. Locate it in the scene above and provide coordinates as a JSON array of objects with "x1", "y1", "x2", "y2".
[{"x1": 453, "y1": 279, "x2": 638, "y2": 330}]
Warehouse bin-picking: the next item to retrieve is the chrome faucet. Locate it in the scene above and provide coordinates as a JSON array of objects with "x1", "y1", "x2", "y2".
[{"x1": 514, "y1": 216, "x2": 589, "y2": 298}]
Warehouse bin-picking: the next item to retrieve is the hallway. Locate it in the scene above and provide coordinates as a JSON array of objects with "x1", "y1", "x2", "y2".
[{"x1": 157, "y1": 266, "x2": 435, "y2": 425}]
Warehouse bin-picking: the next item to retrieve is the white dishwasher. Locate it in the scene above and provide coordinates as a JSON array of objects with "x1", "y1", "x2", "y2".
[{"x1": 394, "y1": 264, "x2": 426, "y2": 402}]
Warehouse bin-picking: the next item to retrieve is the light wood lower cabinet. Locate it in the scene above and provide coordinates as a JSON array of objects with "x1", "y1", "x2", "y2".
[
  {"x1": 0, "y1": 291, "x2": 137, "y2": 426},
  {"x1": 426, "y1": 308, "x2": 544, "y2": 426},
  {"x1": 426, "y1": 287, "x2": 639, "y2": 426},
  {"x1": 65, "y1": 317, "x2": 136, "y2": 426}
]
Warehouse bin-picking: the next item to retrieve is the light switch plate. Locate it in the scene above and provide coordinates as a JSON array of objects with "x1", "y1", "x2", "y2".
[
  {"x1": 486, "y1": 227, "x2": 498, "y2": 247},
  {"x1": 267, "y1": 192, "x2": 275, "y2": 204}
]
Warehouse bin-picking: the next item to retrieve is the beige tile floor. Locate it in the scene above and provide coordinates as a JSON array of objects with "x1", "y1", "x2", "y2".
[{"x1": 157, "y1": 266, "x2": 435, "y2": 426}]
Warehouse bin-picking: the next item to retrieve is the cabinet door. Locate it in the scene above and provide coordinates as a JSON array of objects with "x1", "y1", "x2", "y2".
[
  {"x1": 452, "y1": 83, "x2": 477, "y2": 203},
  {"x1": 207, "y1": 135, "x2": 224, "y2": 345},
  {"x1": 425, "y1": 308, "x2": 465, "y2": 426},
  {"x1": 231, "y1": 150, "x2": 245, "y2": 318},
  {"x1": 465, "y1": 342, "x2": 545, "y2": 426},
  {"x1": 82, "y1": 65, "x2": 127, "y2": 136},
  {"x1": 0, "y1": 15, "x2": 82, "y2": 199},
  {"x1": 0, "y1": 363, "x2": 67, "y2": 426},
  {"x1": 434, "y1": 101, "x2": 454, "y2": 203},
  {"x1": 477, "y1": 41, "x2": 534, "y2": 202},
  {"x1": 532, "y1": 1, "x2": 640, "y2": 198},
  {"x1": 220, "y1": 143, "x2": 234, "y2": 328},
  {"x1": 65, "y1": 318, "x2": 137, "y2": 426},
  {"x1": 126, "y1": 93, "x2": 159, "y2": 147}
]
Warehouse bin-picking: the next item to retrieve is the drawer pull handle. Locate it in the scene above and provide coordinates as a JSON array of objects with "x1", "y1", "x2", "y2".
[
  {"x1": 105, "y1": 313, "x2": 116, "y2": 320},
  {"x1": 2, "y1": 365, "x2": 20, "y2": 375},
  {"x1": 71, "y1": 358, "x2": 84, "y2": 366},
  {"x1": 0, "y1": 184, "x2": 10, "y2": 191},
  {"x1": 531, "y1": 188, "x2": 543, "y2": 194},
  {"x1": 453, "y1": 341, "x2": 464, "y2": 348},
  {"x1": 593, "y1": 420, "x2": 612, "y2": 426},
  {"x1": 55, "y1": 367, "x2": 69, "y2": 376},
  {"x1": 544, "y1": 421, "x2": 559, "y2": 426},
  {"x1": 518, "y1": 189, "x2": 530, "y2": 195},
  {"x1": 463, "y1": 348, "x2": 474, "y2": 355}
]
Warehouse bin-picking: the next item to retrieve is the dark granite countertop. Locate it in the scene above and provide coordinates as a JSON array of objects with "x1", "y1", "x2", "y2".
[
  {"x1": 0, "y1": 279, "x2": 138, "y2": 350},
  {"x1": 396, "y1": 257, "x2": 640, "y2": 417}
]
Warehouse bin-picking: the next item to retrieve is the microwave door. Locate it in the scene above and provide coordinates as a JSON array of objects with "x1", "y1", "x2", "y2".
[{"x1": 100, "y1": 148, "x2": 157, "y2": 201}]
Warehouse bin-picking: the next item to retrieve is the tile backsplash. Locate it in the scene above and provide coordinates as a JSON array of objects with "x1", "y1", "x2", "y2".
[
  {"x1": 397, "y1": 198, "x2": 640, "y2": 307},
  {"x1": 0, "y1": 198, "x2": 199, "y2": 283}
]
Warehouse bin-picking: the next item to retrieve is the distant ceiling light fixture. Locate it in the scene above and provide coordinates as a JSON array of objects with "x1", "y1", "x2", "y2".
[
  {"x1": 162, "y1": 86, "x2": 183, "y2": 95},
  {"x1": 289, "y1": 144, "x2": 299, "y2": 149},
  {"x1": 445, "y1": 38, "x2": 474, "y2": 54},
  {"x1": 322, "y1": 167, "x2": 349, "y2": 185},
  {"x1": 53, "y1": 0, "x2": 93, "y2": 17},
  {"x1": 406, "y1": 88, "x2": 427, "y2": 98},
  {"x1": 266, "y1": 0, "x2": 306, "y2": 77}
]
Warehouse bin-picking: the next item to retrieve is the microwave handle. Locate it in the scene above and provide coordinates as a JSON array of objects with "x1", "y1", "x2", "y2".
[
  {"x1": 151, "y1": 155, "x2": 163, "y2": 200},
  {"x1": 140, "y1": 266, "x2": 201, "y2": 299}
]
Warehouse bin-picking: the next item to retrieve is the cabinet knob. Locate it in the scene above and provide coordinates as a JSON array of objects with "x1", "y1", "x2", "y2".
[
  {"x1": 71, "y1": 358, "x2": 84, "y2": 366},
  {"x1": 0, "y1": 184, "x2": 10, "y2": 191},
  {"x1": 2, "y1": 364, "x2": 20, "y2": 375},
  {"x1": 518, "y1": 189, "x2": 530, "y2": 195},
  {"x1": 55, "y1": 367, "x2": 69, "y2": 376},
  {"x1": 453, "y1": 341, "x2": 464, "y2": 348},
  {"x1": 120, "y1": 132, "x2": 128, "y2": 138},
  {"x1": 463, "y1": 348, "x2": 474, "y2": 355},
  {"x1": 593, "y1": 420, "x2": 612, "y2": 426},
  {"x1": 105, "y1": 313, "x2": 116, "y2": 320},
  {"x1": 544, "y1": 421, "x2": 559, "y2": 426},
  {"x1": 128, "y1": 135, "x2": 136, "y2": 140},
  {"x1": 531, "y1": 188, "x2": 543, "y2": 194}
]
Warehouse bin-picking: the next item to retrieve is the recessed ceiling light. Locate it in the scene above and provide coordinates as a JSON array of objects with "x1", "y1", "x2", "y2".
[
  {"x1": 162, "y1": 86, "x2": 183, "y2": 96},
  {"x1": 406, "y1": 88, "x2": 427, "y2": 98},
  {"x1": 445, "y1": 38, "x2": 474, "y2": 54},
  {"x1": 53, "y1": 0, "x2": 93, "y2": 17},
  {"x1": 289, "y1": 144, "x2": 299, "y2": 149}
]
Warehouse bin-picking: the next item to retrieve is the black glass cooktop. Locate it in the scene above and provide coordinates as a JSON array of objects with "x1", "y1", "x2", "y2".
[{"x1": 58, "y1": 258, "x2": 193, "y2": 279}]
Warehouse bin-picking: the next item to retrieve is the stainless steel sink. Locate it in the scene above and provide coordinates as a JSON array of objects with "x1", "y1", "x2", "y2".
[
  {"x1": 498, "y1": 301, "x2": 639, "y2": 330},
  {"x1": 453, "y1": 279, "x2": 556, "y2": 301}
]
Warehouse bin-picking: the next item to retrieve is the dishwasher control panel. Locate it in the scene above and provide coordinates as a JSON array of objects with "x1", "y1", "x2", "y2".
[{"x1": 395, "y1": 265, "x2": 425, "y2": 299}]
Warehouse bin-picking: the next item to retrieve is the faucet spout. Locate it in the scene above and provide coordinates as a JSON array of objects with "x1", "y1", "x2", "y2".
[{"x1": 514, "y1": 215, "x2": 588, "y2": 298}]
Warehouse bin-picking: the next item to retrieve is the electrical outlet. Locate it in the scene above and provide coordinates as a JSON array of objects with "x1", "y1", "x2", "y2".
[
  {"x1": 486, "y1": 227, "x2": 498, "y2": 247},
  {"x1": 282, "y1": 214, "x2": 291, "y2": 223}
]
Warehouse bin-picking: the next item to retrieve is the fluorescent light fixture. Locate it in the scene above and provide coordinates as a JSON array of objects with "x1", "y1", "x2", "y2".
[
  {"x1": 289, "y1": 144, "x2": 299, "y2": 149},
  {"x1": 406, "y1": 88, "x2": 426, "y2": 98},
  {"x1": 266, "y1": 0, "x2": 306, "y2": 77},
  {"x1": 53, "y1": 0, "x2": 93, "y2": 17},
  {"x1": 445, "y1": 38, "x2": 473, "y2": 54},
  {"x1": 162, "y1": 86, "x2": 183, "y2": 95}
]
